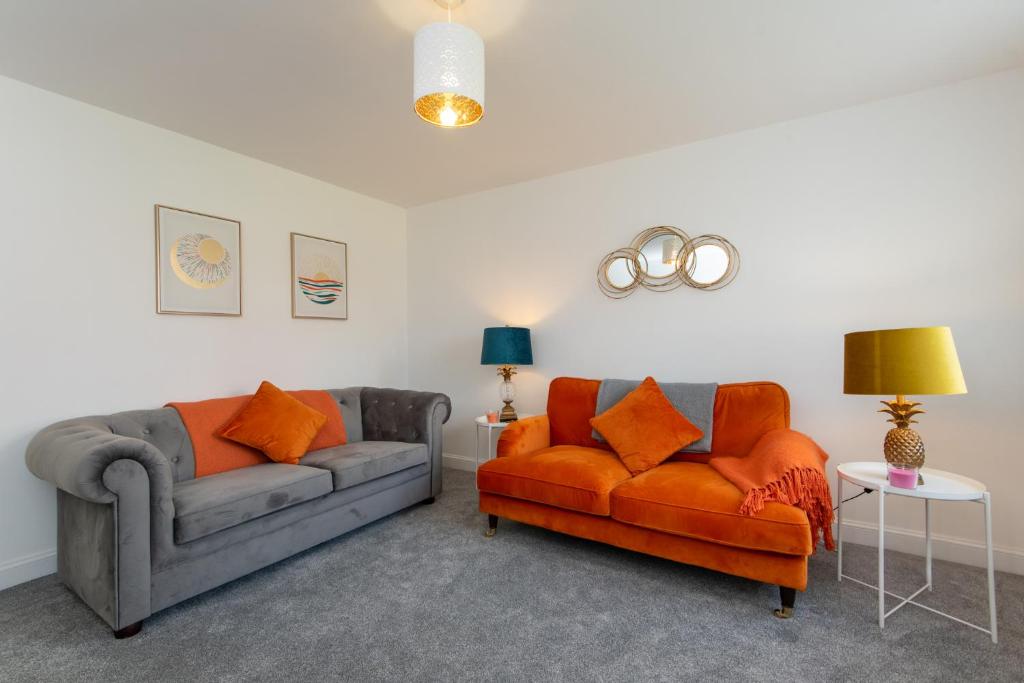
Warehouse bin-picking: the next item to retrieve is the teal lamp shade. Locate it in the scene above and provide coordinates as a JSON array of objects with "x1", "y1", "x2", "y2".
[{"x1": 481, "y1": 327, "x2": 533, "y2": 365}]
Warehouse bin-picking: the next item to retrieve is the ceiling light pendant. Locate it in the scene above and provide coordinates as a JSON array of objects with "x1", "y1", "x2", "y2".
[{"x1": 414, "y1": 0, "x2": 485, "y2": 128}]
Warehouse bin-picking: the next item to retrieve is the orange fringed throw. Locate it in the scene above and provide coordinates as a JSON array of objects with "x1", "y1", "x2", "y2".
[{"x1": 710, "y1": 429, "x2": 835, "y2": 552}]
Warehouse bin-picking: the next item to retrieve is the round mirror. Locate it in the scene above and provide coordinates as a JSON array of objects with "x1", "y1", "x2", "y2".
[
  {"x1": 596, "y1": 248, "x2": 645, "y2": 298},
  {"x1": 628, "y1": 226, "x2": 689, "y2": 291},
  {"x1": 638, "y1": 234, "x2": 684, "y2": 279},
  {"x1": 679, "y1": 235, "x2": 739, "y2": 290},
  {"x1": 605, "y1": 257, "x2": 637, "y2": 290},
  {"x1": 684, "y1": 244, "x2": 729, "y2": 284}
]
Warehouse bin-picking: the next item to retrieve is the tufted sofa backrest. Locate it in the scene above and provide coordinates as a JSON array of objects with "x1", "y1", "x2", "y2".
[
  {"x1": 98, "y1": 387, "x2": 367, "y2": 482},
  {"x1": 104, "y1": 408, "x2": 195, "y2": 482},
  {"x1": 359, "y1": 387, "x2": 448, "y2": 443}
]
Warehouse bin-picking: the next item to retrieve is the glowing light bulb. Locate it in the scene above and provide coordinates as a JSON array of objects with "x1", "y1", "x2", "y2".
[{"x1": 439, "y1": 105, "x2": 458, "y2": 127}]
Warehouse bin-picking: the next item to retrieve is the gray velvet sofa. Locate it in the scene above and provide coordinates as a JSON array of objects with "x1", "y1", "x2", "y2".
[{"x1": 25, "y1": 387, "x2": 451, "y2": 638}]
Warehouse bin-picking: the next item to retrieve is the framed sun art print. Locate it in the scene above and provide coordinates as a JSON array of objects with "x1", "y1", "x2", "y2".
[
  {"x1": 155, "y1": 205, "x2": 242, "y2": 316},
  {"x1": 290, "y1": 232, "x2": 348, "y2": 320}
]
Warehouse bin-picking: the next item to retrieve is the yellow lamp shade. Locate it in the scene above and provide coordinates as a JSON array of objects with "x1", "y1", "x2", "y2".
[{"x1": 844, "y1": 326, "x2": 967, "y2": 396}]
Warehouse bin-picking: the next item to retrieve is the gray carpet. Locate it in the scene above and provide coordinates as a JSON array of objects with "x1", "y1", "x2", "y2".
[{"x1": 0, "y1": 468, "x2": 1020, "y2": 682}]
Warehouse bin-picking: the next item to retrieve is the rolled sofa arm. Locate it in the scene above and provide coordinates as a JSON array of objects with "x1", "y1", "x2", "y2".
[
  {"x1": 497, "y1": 415, "x2": 550, "y2": 458},
  {"x1": 26, "y1": 417, "x2": 174, "y2": 507},
  {"x1": 359, "y1": 388, "x2": 453, "y2": 497},
  {"x1": 26, "y1": 417, "x2": 176, "y2": 631}
]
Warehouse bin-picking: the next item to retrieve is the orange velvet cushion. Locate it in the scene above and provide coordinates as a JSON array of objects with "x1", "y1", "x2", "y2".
[
  {"x1": 589, "y1": 377, "x2": 703, "y2": 475},
  {"x1": 707, "y1": 382, "x2": 790, "y2": 457},
  {"x1": 610, "y1": 462, "x2": 813, "y2": 555},
  {"x1": 476, "y1": 445, "x2": 632, "y2": 516},
  {"x1": 546, "y1": 377, "x2": 611, "y2": 450},
  {"x1": 219, "y1": 381, "x2": 328, "y2": 465}
]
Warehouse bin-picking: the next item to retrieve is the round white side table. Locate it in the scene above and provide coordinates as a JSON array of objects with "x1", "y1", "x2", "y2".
[
  {"x1": 837, "y1": 461, "x2": 997, "y2": 643},
  {"x1": 474, "y1": 416, "x2": 510, "y2": 468}
]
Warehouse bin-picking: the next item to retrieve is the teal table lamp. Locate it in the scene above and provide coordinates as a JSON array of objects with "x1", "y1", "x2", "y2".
[{"x1": 481, "y1": 326, "x2": 533, "y2": 422}]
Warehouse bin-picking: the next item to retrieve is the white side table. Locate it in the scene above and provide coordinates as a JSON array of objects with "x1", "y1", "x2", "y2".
[
  {"x1": 474, "y1": 416, "x2": 510, "y2": 468},
  {"x1": 837, "y1": 461, "x2": 997, "y2": 643}
]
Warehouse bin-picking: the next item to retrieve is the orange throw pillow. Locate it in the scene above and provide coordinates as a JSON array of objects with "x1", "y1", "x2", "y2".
[
  {"x1": 219, "y1": 381, "x2": 328, "y2": 465},
  {"x1": 589, "y1": 376, "x2": 704, "y2": 475}
]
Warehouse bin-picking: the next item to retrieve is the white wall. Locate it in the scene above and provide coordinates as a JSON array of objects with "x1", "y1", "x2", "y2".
[
  {"x1": 0, "y1": 76, "x2": 409, "y2": 589},
  {"x1": 408, "y1": 69, "x2": 1024, "y2": 573}
]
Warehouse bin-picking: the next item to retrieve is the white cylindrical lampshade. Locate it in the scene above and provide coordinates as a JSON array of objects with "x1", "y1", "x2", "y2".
[{"x1": 413, "y1": 22, "x2": 485, "y2": 127}]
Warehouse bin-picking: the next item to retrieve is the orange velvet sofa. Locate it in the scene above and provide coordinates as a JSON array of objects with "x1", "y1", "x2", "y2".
[{"x1": 477, "y1": 377, "x2": 814, "y2": 616}]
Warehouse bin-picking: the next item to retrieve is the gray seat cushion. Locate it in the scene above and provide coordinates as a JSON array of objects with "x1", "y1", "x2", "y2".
[
  {"x1": 173, "y1": 464, "x2": 332, "y2": 544},
  {"x1": 300, "y1": 441, "x2": 429, "y2": 491}
]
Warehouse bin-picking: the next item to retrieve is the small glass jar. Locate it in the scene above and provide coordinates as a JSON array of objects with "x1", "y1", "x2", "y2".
[{"x1": 887, "y1": 464, "x2": 919, "y2": 490}]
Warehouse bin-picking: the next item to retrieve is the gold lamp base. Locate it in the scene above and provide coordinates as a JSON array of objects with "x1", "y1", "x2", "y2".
[
  {"x1": 880, "y1": 394, "x2": 926, "y2": 484},
  {"x1": 499, "y1": 401, "x2": 518, "y2": 423}
]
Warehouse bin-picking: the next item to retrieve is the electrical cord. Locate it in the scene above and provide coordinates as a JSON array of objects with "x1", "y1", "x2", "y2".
[{"x1": 834, "y1": 487, "x2": 873, "y2": 511}]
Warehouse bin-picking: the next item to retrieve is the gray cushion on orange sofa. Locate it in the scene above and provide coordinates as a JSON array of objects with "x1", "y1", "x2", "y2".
[{"x1": 591, "y1": 379, "x2": 718, "y2": 452}]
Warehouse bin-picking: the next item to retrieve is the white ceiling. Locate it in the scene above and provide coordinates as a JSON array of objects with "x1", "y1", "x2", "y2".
[{"x1": 1, "y1": 1, "x2": 1023, "y2": 207}]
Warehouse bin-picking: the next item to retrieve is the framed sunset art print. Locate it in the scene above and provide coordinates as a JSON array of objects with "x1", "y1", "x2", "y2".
[
  {"x1": 155, "y1": 205, "x2": 241, "y2": 316},
  {"x1": 290, "y1": 233, "x2": 348, "y2": 320}
]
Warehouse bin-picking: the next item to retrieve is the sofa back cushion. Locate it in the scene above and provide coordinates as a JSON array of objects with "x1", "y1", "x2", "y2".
[
  {"x1": 547, "y1": 378, "x2": 611, "y2": 452},
  {"x1": 704, "y1": 382, "x2": 790, "y2": 458},
  {"x1": 547, "y1": 377, "x2": 789, "y2": 458}
]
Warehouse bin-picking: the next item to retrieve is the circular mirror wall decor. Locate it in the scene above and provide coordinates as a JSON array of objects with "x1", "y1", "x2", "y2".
[
  {"x1": 630, "y1": 226, "x2": 690, "y2": 292},
  {"x1": 596, "y1": 248, "x2": 646, "y2": 299},
  {"x1": 597, "y1": 226, "x2": 739, "y2": 298},
  {"x1": 678, "y1": 235, "x2": 740, "y2": 290}
]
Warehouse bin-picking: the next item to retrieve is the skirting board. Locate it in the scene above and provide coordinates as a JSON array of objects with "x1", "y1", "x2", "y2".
[
  {"x1": 0, "y1": 549, "x2": 56, "y2": 591},
  {"x1": 443, "y1": 452, "x2": 478, "y2": 472},
  {"x1": 837, "y1": 519, "x2": 1023, "y2": 576}
]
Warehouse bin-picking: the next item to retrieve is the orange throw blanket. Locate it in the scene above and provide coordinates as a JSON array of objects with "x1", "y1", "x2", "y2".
[
  {"x1": 169, "y1": 390, "x2": 346, "y2": 477},
  {"x1": 710, "y1": 429, "x2": 835, "y2": 552}
]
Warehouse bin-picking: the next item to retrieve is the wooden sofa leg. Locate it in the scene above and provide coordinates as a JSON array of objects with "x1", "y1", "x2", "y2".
[
  {"x1": 484, "y1": 514, "x2": 498, "y2": 538},
  {"x1": 774, "y1": 586, "x2": 796, "y2": 619},
  {"x1": 113, "y1": 621, "x2": 143, "y2": 639}
]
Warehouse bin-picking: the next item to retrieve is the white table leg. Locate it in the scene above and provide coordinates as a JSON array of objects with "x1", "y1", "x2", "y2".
[
  {"x1": 925, "y1": 498, "x2": 932, "y2": 591},
  {"x1": 487, "y1": 427, "x2": 493, "y2": 461},
  {"x1": 879, "y1": 489, "x2": 886, "y2": 629},
  {"x1": 475, "y1": 426, "x2": 481, "y2": 467},
  {"x1": 837, "y1": 475, "x2": 843, "y2": 582},
  {"x1": 984, "y1": 492, "x2": 997, "y2": 643}
]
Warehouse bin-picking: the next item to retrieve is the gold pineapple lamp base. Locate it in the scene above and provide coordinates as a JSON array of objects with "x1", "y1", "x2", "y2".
[{"x1": 880, "y1": 394, "x2": 926, "y2": 485}]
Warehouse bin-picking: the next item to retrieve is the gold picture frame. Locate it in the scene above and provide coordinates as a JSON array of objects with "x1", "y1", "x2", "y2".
[
  {"x1": 155, "y1": 205, "x2": 242, "y2": 316},
  {"x1": 290, "y1": 232, "x2": 348, "y2": 320}
]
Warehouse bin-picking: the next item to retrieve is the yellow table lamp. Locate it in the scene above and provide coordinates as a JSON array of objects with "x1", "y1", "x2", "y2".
[{"x1": 844, "y1": 327, "x2": 967, "y2": 478}]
